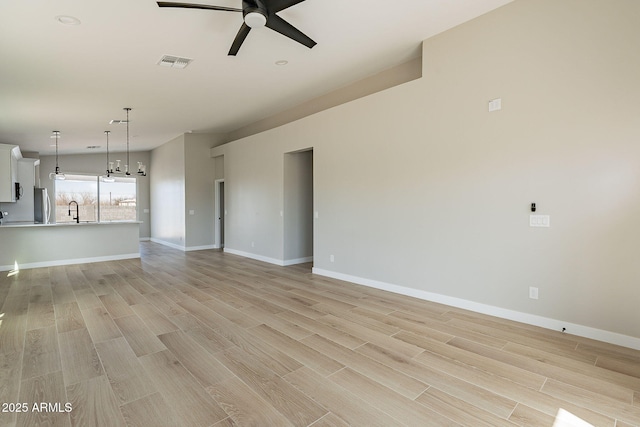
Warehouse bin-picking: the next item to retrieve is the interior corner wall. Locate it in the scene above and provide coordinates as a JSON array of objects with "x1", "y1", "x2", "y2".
[
  {"x1": 150, "y1": 135, "x2": 185, "y2": 248},
  {"x1": 184, "y1": 133, "x2": 219, "y2": 249},
  {"x1": 211, "y1": 0, "x2": 640, "y2": 345}
]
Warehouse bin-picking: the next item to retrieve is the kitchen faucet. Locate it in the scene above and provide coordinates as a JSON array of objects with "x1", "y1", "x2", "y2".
[{"x1": 68, "y1": 201, "x2": 79, "y2": 223}]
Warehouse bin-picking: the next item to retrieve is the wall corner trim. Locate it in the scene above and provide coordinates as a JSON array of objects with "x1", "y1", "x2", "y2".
[{"x1": 311, "y1": 267, "x2": 640, "y2": 351}]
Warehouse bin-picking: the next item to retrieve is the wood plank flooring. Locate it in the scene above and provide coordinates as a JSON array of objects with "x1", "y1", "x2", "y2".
[{"x1": 0, "y1": 242, "x2": 639, "y2": 426}]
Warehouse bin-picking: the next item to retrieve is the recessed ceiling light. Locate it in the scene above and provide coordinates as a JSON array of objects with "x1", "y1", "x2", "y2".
[
  {"x1": 55, "y1": 15, "x2": 81, "y2": 25},
  {"x1": 275, "y1": 60, "x2": 288, "y2": 66},
  {"x1": 109, "y1": 119, "x2": 128, "y2": 125}
]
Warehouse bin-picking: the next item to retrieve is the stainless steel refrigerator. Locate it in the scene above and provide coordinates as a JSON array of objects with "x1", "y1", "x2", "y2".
[{"x1": 34, "y1": 187, "x2": 50, "y2": 224}]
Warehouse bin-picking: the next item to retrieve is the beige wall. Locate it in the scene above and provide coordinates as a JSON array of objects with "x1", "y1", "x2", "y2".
[
  {"x1": 212, "y1": 0, "x2": 640, "y2": 346},
  {"x1": 151, "y1": 133, "x2": 225, "y2": 250},
  {"x1": 224, "y1": 58, "x2": 423, "y2": 143},
  {"x1": 214, "y1": 155, "x2": 224, "y2": 181},
  {"x1": 184, "y1": 133, "x2": 223, "y2": 249},
  {"x1": 150, "y1": 135, "x2": 185, "y2": 247}
]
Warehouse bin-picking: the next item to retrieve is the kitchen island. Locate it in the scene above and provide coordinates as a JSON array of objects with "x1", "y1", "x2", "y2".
[{"x1": 0, "y1": 221, "x2": 140, "y2": 271}]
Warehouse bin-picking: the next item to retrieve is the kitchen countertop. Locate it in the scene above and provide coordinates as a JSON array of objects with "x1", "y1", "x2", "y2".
[{"x1": 0, "y1": 221, "x2": 142, "y2": 228}]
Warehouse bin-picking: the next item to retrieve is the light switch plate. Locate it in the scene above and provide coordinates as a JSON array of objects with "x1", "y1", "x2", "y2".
[{"x1": 488, "y1": 98, "x2": 502, "y2": 112}]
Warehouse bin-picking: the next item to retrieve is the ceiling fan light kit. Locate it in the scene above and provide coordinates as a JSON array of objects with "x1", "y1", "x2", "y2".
[
  {"x1": 157, "y1": 0, "x2": 316, "y2": 56},
  {"x1": 244, "y1": 11, "x2": 266, "y2": 28}
]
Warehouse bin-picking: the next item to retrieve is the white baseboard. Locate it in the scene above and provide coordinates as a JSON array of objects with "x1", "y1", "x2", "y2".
[
  {"x1": 150, "y1": 238, "x2": 185, "y2": 251},
  {"x1": 0, "y1": 253, "x2": 140, "y2": 272},
  {"x1": 185, "y1": 244, "x2": 217, "y2": 252},
  {"x1": 149, "y1": 238, "x2": 217, "y2": 252},
  {"x1": 139, "y1": 237, "x2": 150, "y2": 242},
  {"x1": 312, "y1": 267, "x2": 640, "y2": 351},
  {"x1": 283, "y1": 256, "x2": 313, "y2": 266},
  {"x1": 223, "y1": 249, "x2": 312, "y2": 266},
  {"x1": 223, "y1": 248, "x2": 285, "y2": 266}
]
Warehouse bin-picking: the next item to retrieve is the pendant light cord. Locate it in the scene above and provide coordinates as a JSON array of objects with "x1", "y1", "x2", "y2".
[
  {"x1": 105, "y1": 131, "x2": 110, "y2": 174},
  {"x1": 54, "y1": 131, "x2": 60, "y2": 174},
  {"x1": 125, "y1": 108, "x2": 131, "y2": 175}
]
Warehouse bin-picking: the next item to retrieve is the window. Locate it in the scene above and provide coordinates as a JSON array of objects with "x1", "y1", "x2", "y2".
[
  {"x1": 99, "y1": 177, "x2": 137, "y2": 221},
  {"x1": 55, "y1": 174, "x2": 98, "y2": 223},
  {"x1": 55, "y1": 174, "x2": 136, "y2": 223}
]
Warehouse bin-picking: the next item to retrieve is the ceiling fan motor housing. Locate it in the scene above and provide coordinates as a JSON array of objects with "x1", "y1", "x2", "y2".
[
  {"x1": 243, "y1": 0, "x2": 267, "y2": 28},
  {"x1": 157, "y1": 0, "x2": 315, "y2": 56}
]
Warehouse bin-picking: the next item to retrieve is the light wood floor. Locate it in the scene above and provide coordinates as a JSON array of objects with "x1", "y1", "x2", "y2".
[{"x1": 1, "y1": 242, "x2": 639, "y2": 427}]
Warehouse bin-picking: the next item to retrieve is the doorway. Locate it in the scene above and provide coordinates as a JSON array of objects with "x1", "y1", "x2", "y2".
[
  {"x1": 283, "y1": 149, "x2": 313, "y2": 266},
  {"x1": 215, "y1": 179, "x2": 225, "y2": 249}
]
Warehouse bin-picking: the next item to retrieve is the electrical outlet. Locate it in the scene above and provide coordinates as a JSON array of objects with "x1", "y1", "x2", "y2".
[
  {"x1": 529, "y1": 286, "x2": 539, "y2": 300},
  {"x1": 488, "y1": 98, "x2": 502, "y2": 112},
  {"x1": 529, "y1": 215, "x2": 550, "y2": 227},
  {"x1": 330, "y1": 254, "x2": 334, "y2": 262},
  {"x1": 251, "y1": 241, "x2": 255, "y2": 248}
]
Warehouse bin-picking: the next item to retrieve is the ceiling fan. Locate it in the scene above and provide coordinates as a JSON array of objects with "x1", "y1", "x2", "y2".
[{"x1": 157, "y1": 0, "x2": 316, "y2": 56}]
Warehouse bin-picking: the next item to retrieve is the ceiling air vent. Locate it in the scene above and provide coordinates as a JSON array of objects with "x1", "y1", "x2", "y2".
[{"x1": 157, "y1": 55, "x2": 193, "y2": 69}]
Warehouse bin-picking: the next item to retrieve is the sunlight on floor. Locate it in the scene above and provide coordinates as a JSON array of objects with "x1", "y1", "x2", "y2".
[
  {"x1": 7, "y1": 260, "x2": 19, "y2": 277},
  {"x1": 553, "y1": 408, "x2": 594, "y2": 427}
]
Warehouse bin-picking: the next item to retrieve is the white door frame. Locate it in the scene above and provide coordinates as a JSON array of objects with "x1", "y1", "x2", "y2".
[{"x1": 214, "y1": 179, "x2": 225, "y2": 249}]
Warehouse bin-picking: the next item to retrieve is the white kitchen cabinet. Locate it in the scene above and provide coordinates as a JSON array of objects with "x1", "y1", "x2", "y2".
[
  {"x1": 1, "y1": 158, "x2": 40, "y2": 221},
  {"x1": 0, "y1": 144, "x2": 22, "y2": 202}
]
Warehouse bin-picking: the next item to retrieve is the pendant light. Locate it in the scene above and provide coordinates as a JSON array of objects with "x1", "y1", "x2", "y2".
[
  {"x1": 105, "y1": 107, "x2": 147, "y2": 179},
  {"x1": 48, "y1": 131, "x2": 66, "y2": 180},
  {"x1": 126, "y1": 107, "x2": 147, "y2": 177},
  {"x1": 101, "y1": 131, "x2": 115, "y2": 183}
]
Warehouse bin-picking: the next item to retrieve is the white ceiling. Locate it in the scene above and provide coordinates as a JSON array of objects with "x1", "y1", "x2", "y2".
[{"x1": 0, "y1": 0, "x2": 512, "y2": 155}]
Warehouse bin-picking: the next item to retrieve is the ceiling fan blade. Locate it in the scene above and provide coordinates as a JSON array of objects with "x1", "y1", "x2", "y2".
[
  {"x1": 265, "y1": 14, "x2": 315, "y2": 49},
  {"x1": 156, "y1": 2, "x2": 242, "y2": 12},
  {"x1": 228, "y1": 23, "x2": 252, "y2": 56},
  {"x1": 265, "y1": 0, "x2": 306, "y2": 13}
]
